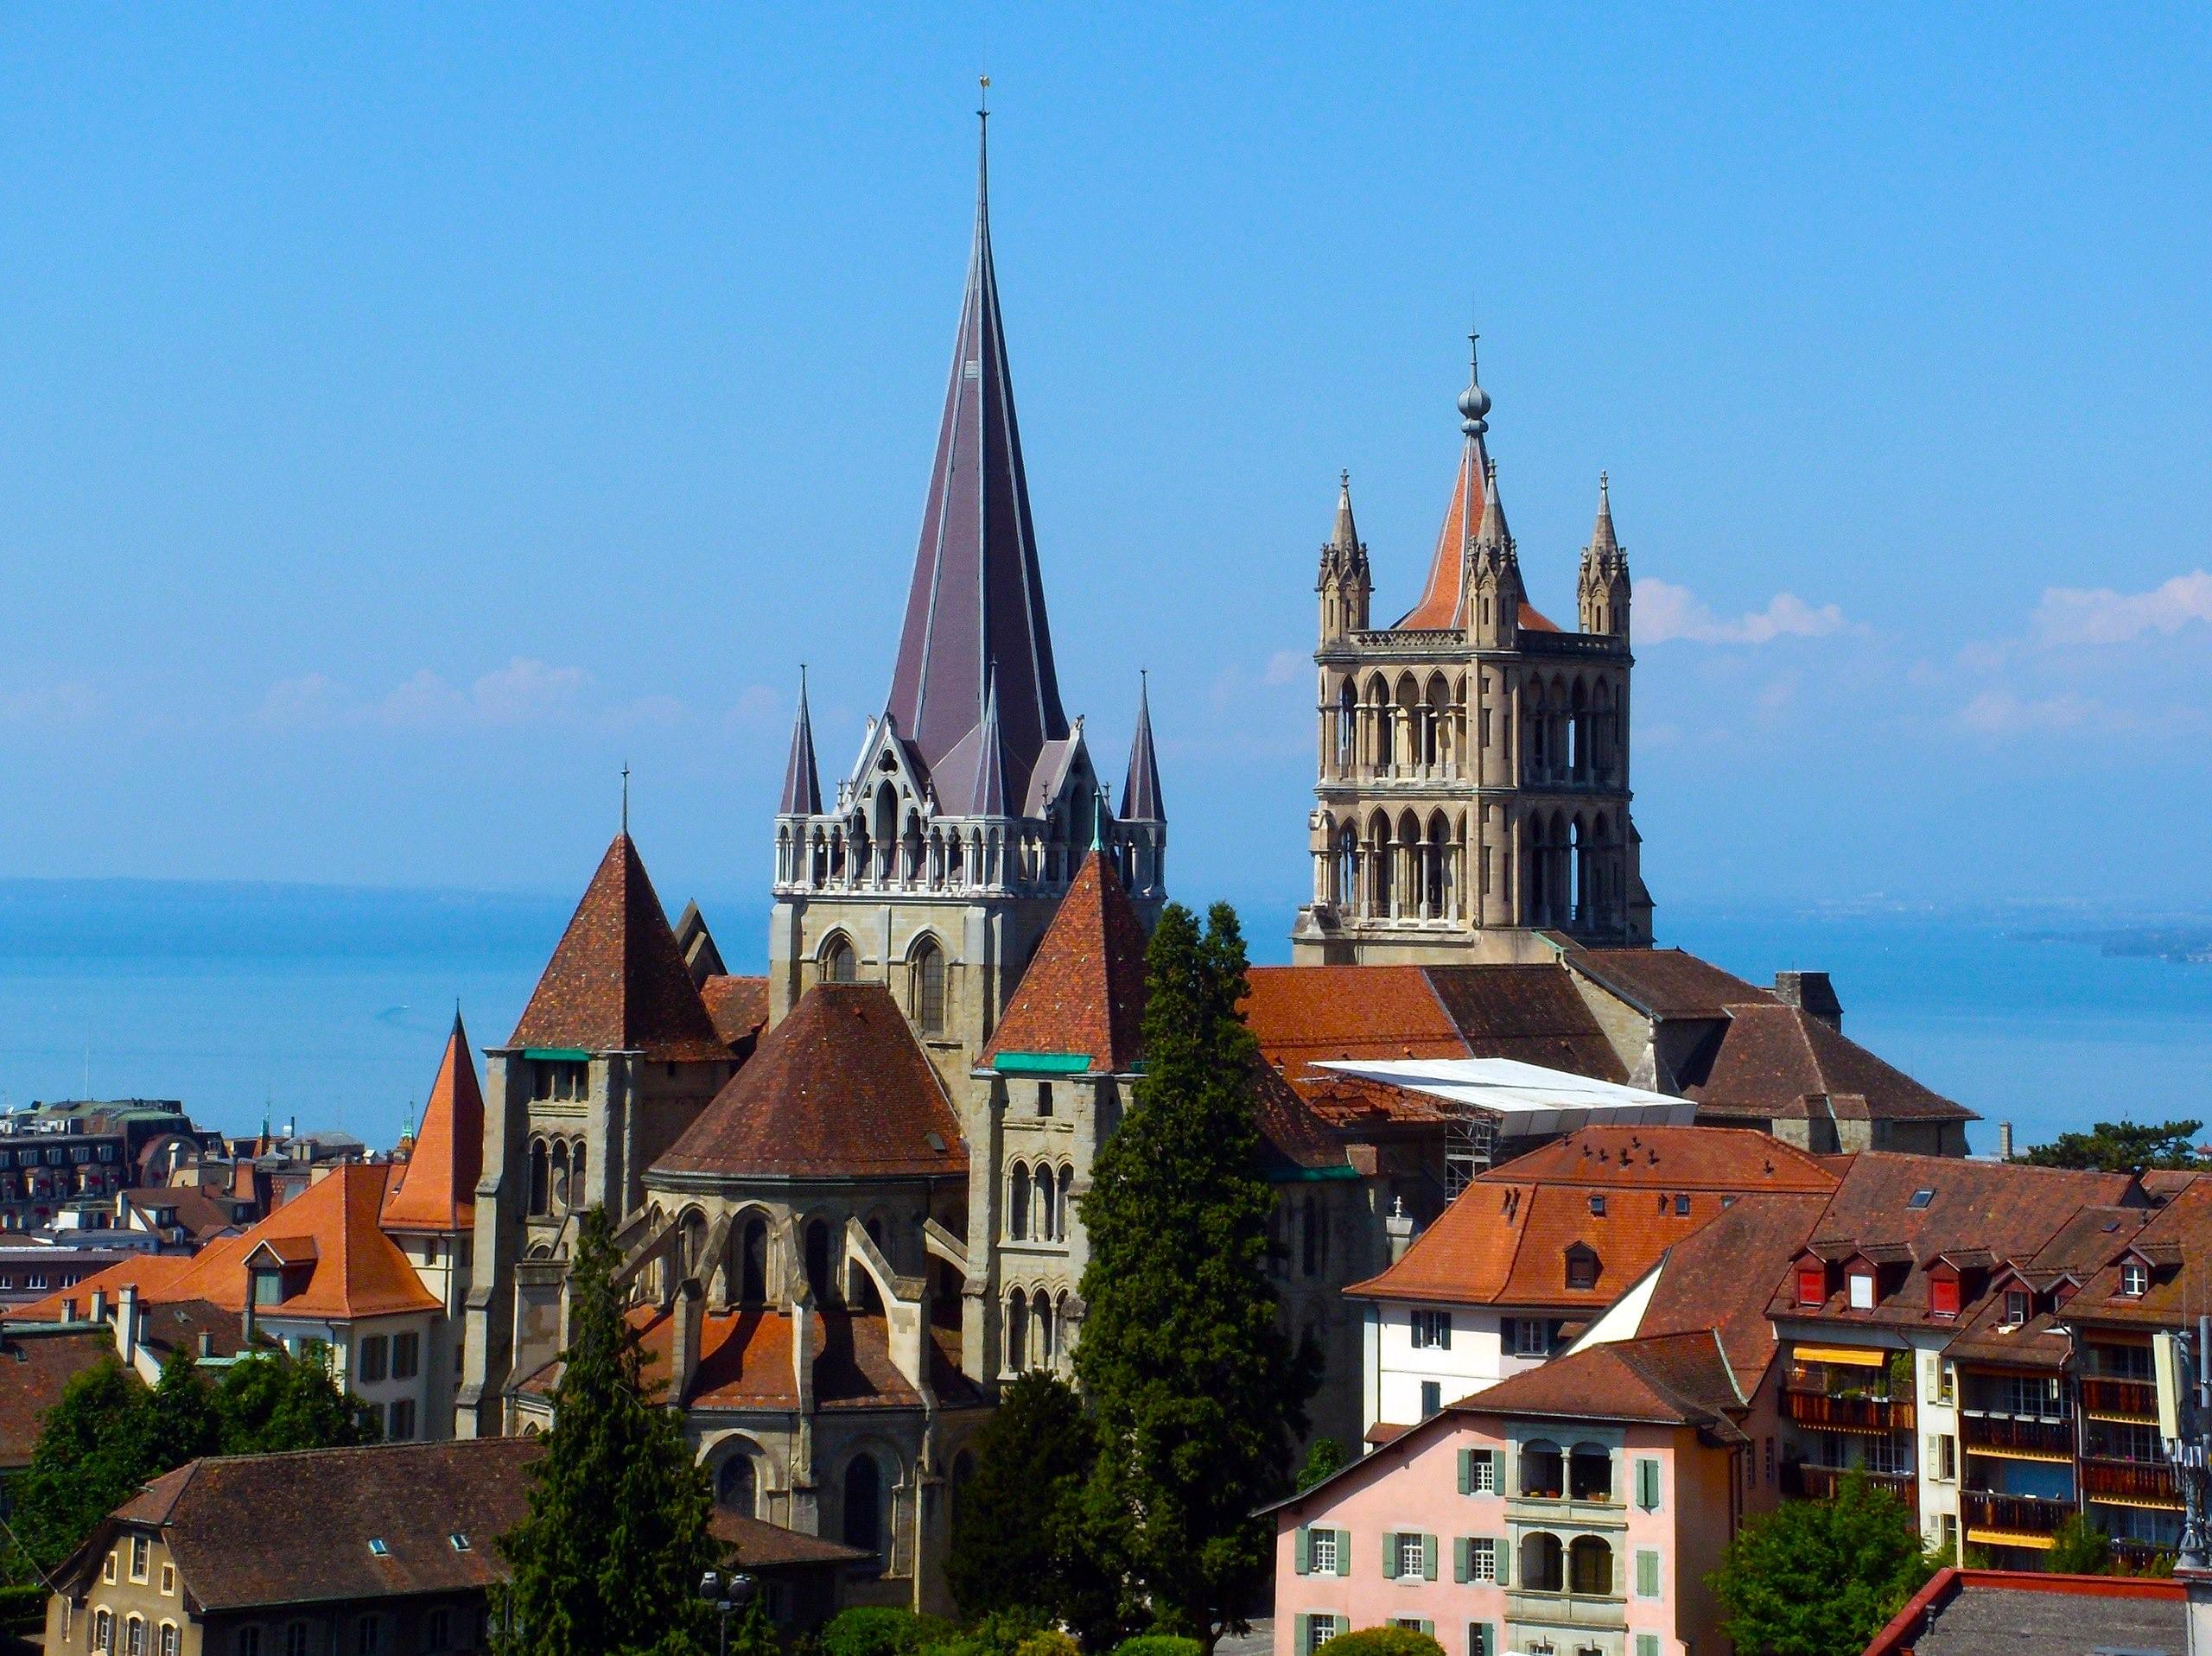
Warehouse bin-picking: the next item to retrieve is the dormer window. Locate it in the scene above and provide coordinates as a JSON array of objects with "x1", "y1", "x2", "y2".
[
  {"x1": 1565, "y1": 1245, "x2": 1600, "y2": 1291},
  {"x1": 2002, "y1": 1289, "x2": 2030, "y2": 1328},
  {"x1": 1588, "y1": 1195, "x2": 1606, "y2": 1217},
  {"x1": 1796, "y1": 1261, "x2": 1827, "y2": 1306},
  {"x1": 1929, "y1": 1271, "x2": 1961, "y2": 1319},
  {"x1": 2121, "y1": 1260, "x2": 2149, "y2": 1298},
  {"x1": 1847, "y1": 1268, "x2": 1875, "y2": 1310}
]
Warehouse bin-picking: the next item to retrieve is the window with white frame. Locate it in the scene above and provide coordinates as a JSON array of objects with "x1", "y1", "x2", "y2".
[
  {"x1": 1309, "y1": 1529, "x2": 1338, "y2": 1575},
  {"x1": 130, "y1": 1535, "x2": 149, "y2": 1581},
  {"x1": 1397, "y1": 1532, "x2": 1426, "y2": 1577},
  {"x1": 2121, "y1": 1260, "x2": 2149, "y2": 1297},
  {"x1": 1304, "y1": 1615, "x2": 1340, "y2": 1656},
  {"x1": 1411, "y1": 1309, "x2": 1452, "y2": 1350},
  {"x1": 1467, "y1": 1537, "x2": 1497, "y2": 1583},
  {"x1": 2003, "y1": 1290, "x2": 2030, "y2": 1327}
]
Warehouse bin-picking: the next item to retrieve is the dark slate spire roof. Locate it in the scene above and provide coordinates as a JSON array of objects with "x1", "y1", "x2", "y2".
[
  {"x1": 1587, "y1": 472, "x2": 1621, "y2": 562},
  {"x1": 508, "y1": 834, "x2": 729, "y2": 1063},
  {"x1": 1331, "y1": 470, "x2": 1360, "y2": 555},
  {"x1": 969, "y1": 665, "x2": 1009, "y2": 816},
  {"x1": 779, "y1": 668, "x2": 821, "y2": 816},
  {"x1": 1122, "y1": 675, "x2": 1164, "y2": 823},
  {"x1": 885, "y1": 111, "x2": 1068, "y2": 809}
]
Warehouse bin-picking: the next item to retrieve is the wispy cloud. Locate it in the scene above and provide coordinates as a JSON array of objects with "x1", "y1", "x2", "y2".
[
  {"x1": 260, "y1": 658, "x2": 647, "y2": 733},
  {"x1": 1637, "y1": 578, "x2": 1847, "y2": 645},
  {"x1": 2028, "y1": 571, "x2": 2212, "y2": 647}
]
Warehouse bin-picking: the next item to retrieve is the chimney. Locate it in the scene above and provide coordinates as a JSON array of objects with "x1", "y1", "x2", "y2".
[
  {"x1": 90, "y1": 1288, "x2": 110, "y2": 1322},
  {"x1": 197, "y1": 1331, "x2": 213, "y2": 1358},
  {"x1": 1999, "y1": 1121, "x2": 2015, "y2": 1161},
  {"x1": 242, "y1": 1298, "x2": 257, "y2": 1348},
  {"x1": 669, "y1": 1278, "x2": 703, "y2": 1408},
  {"x1": 1385, "y1": 1196, "x2": 1419, "y2": 1265},
  {"x1": 1773, "y1": 971, "x2": 1844, "y2": 1034},
  {"x1": 61, "y1": 1296, "x2": 78, "y2": 1323},
  {"x1": 118, "y1": 1282, "x2": 140, "y2": 1365}
]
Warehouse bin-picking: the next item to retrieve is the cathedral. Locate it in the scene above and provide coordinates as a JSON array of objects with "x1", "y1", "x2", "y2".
[{"x1": 449, "y1": 114, "x2": 1974, "y2": 1618}]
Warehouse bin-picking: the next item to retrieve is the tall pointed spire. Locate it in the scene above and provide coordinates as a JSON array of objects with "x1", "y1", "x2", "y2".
[
  {"x1": 886, "y1": 105, "x2": 1068, "y2": 808},
  {"x1": 1397, "y1": 326, "x2": 1496, "y2": 628},
  {"x1": 380, "y1": 1007, "x2": 485, "y2": 1233},
  {"x1": 1122, "y1": 672, "x2": 1165, "y2": 823},
  {"x1": 1475, "y1": 457, "x2": 1512, "y2": 554},
  {"x1": 969, "y1": 663, "x2": 1009, "y2": 816},
  {"x1": 779, "y1": 666, "x2": 822, "y2": 815},
  {"x1": 1331, "y1": 469, "x2": 1360, "y2": 555},
  {"x1": 1588, "y1": 470, "x2": 1619, "y2": 561}
]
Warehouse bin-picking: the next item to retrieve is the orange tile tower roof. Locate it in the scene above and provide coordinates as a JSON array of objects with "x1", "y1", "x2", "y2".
[
  {"x1": 508, "y1": 833, "x2": 730, "y2": 1063},
  {"x1": 380, "y1": 1011, "x2": 484, "y2": 1234},
  {"x1": 981, "y1": 849, "x2": 1150, "y2": 1074},
  {"x1": 1394, "y1": 392, "x2": 1560, "y2": 635},
  {"x1": 14, "y1": 1164, "x2": 437, "y2": 1324},
  {"x1": 653, "y1": 984, "x2": 968, "y2": 1182}
]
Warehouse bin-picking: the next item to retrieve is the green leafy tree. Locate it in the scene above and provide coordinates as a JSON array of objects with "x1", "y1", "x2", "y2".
[
  {"x1": 1296, "y1": 1438, "x2": 1347, "y2": 1493},
  {"x1": 492, "y1": 1205, "x2": 717, "y2": 1656},
  {"x1": 2046, "y1": 1513, "x2": 2112, "y2": 1574},
  {"x1": 1708, "y1": 1471, "x2": 1936, "y2": 1656},
  {"x1": 1314, "y1": 1631, "x2": 1444, "y2": 1656},
  {"x1": 215, "y1": 1341, "x2": 381, "y2": 1453},
  {"x1": 1076, "y1": 901, "x2": 1316, "y2": 1653},
  {"x1": 144, "y1": 1354, "x2": 224, "y2": 1469},
  {"x1": 817, "y1": 1608, "x2": 954, "y2": 1656},
  {"x1": 7, "y1": 1357, "x2": 151, "y2": 1574},
  {"x1": 2022, "y1": 1120, "x2": 2206, "y2": 1171},
  {"x1": 947, "y1": 1372, "x2": 1114, "y2": 1640}
]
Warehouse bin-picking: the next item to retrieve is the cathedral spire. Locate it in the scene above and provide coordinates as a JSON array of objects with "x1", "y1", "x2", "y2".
[
  {"x1": 969, "y1": 663, "x2": 1009, "y2": 816},
  {"x1": 885, "y1": 107, "x2": 1068, "y2": 809},
  {"x1": 1588, "y1": 470, "x2": 1619, "y2": 561},
  {"x1": 779, "y1": 666, "x2": 822, "y2": 816},
  {"x1": 1397, "y1": 327, "x2": 1496, "y2": 628},
  {"x1": 1122, "y1": 672, "x2": 1165, "y2": 824},
  {"x1": 1331, "y1": 469, "x2": 1360, "y2": 555}
]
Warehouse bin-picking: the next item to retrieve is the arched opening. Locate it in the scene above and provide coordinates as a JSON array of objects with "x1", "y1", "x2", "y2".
[
  {"x1": 1568, "y1": 1443, "x2": 1612, "y2": 1501},
  {"x1": 1521, "y1": 1532, "x2": 1564, "y2": 1593},
  {"x1": 1426, "y1": 809, "x2": 1450, "y2": 920},
  {"x1": 823, "y1": 936, "x2": 858, "y2": 984},
  {"x1": 717, "y1": 1450, "x2": 758, "y2": 1518},
  {"x1": 740, "y1": 1216, "x2": 768, "y2": 1305},
  {"x1": 1035, "y1": 1292, "x2": 1056, "y2": 1368},
  {"x1": 1423, "y1": 673, "x2": 1450, "y2": 771},
  {"x1": 1569, "y1": 678, "x2": 1589, "y2": 778},
  {"x1": 1008, "y1": 1164, "x2": 1031, "y2": 1241},
  {"x1": 1058, "y1": 1166, "x2": 1075, "y2": 1240},
  {"x1": 912, "y1": 938, "x2": 947, "y2": 1034},
  {"x1": 1007, "y1": 1290, "x2": 1029, "y2": 1373},
  {"x1": 1336, "y1": 680, "x2": 1357, "y2": 774},
  {"x1": 1335, "y1": 822, "x2": 1358, "y2": 910},
  {"x1": 1037, "y1": 1166, "x2": 1058, "y2": 1243},
  {"x1": 678, "y1": 1208, "x2": 709, "y2": 1278},
  {"x1": 1368, "y1": 811, "x2": 1394, "y2": 917},
  {"x1": 569, "y1": 1140, "x2": 586, "y2": 1205},
  {"x1": 872, "y1": 784, "x2": 899, "y2": 881},
  {"x1": 1569, "y1": 1534, "x2": 1613, "y2": 1596},
  {"x1": 804, "y1": 1219, "x2": 834, "y2": 1304},
  {"x1": 1521, "y1": 1439, "x2": 1564, "y2": 1500},
  {"x1": 842, "y1": 1453, "x2": 883, "y2": 1560},
  {"x1": 527, "y1": 1139, "x2": 550, "y2": 1217}
]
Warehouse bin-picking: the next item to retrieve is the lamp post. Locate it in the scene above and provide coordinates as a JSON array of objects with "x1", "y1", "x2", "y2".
[{"x1": 696, "y1": 1569, "x2": 758, "y2": 1656}]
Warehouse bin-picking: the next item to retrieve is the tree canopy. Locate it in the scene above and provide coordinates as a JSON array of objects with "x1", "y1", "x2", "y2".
[
  {"x1": 492, "y1": 1205, "x2": 716, "y2": 1656},
  {"x1": 1076, "y1": 900, "x2": 1314, "y2": 1652},
  {"x1": 2021, "y1": 1119, "x2": 2208, "y2": 1171},
  {"x1": 1708, "y1": 1472, "x2": 1936, "y2": 1656}
]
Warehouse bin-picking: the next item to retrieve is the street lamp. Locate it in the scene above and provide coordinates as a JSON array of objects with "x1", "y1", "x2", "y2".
[{"x1": 697, "y1": 1569, "x2": 758, "y2": 1656}]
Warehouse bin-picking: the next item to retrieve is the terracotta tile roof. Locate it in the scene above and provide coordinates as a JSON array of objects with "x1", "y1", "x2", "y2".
[
  {"x1": 90, "y1": 1438, "x2": 539, "y2": 1610},
  {"x1": 710, "y1": 1512, "x2": 868, "y2": 1568},
  {"x1": 654, "y1": 985, "x2": 967, "y2": 1182},
  {"x1": 982, "y1": 851, "x2": 1150, "y2": 1074},
  {"x1": 1396, "y1": 432, "x2": 1489, "y2": 630},
  {"x1": 1242, "y1": 967, "x2": 1465, "y2": 1081},
  {"x1": 1770, "y1": 1153, "x2": 2146, "y2": 1330},
  {"x1": 1687, "y1": 1002, "x2": 1974, "y2": 1125},
  {"x1": 132, "y1": 1298, "x2": 257, "y2": 1364},
  {"x1": 1633, "y1": 1190, "x2": 1834, "y2": 1392},
  {"x1": 9, "y1": 1253, "x2": 200, "y2": 1323},
  {"x1": 380, "y1": 1012, "x2": 484, "y2": 1234},
  {"x1": 1455, "y1": 1329, "x2": 1747, "y2": 1442},
  {"x1": 1421, "y1": 966, "x2": 1627, "y2": 1081},
  {"x1": 508, "y1": 834, "x2": 730, "y2": 1063},
  {"x1": 2067, "y1": 1177, "x2": 2212, "y2": 1331},
  {"x1": 1351, "y1": 1129, "x2": 1834, "y2": 1309},
  {"x1": 701, "y1": 974, "x2": 771, "y2": 1051},
  {"x1": 0, "y1": 1324, "x2": 112, "y2": 1469},
  {"x1": 121, "y1": 1186, "x2": 243, "y2": 1245},
  {"x1": 1250, "y1": 1062, "x2": 1353, "y2": 1175},
  {"x1": 1567, "y1": 948, "x2": 1774, "y2": 1019}
]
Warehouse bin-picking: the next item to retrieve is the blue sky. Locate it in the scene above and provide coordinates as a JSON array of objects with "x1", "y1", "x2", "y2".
[{"x1": 2, "y1": 7, "x2": 2209, "y2": 931}]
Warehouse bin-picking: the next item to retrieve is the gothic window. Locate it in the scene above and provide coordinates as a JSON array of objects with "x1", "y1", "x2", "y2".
[
  {"x1": 569, "y1": 1140, "x2": 585, "y2": 1204},
  {"x1": 804, "y1": 1219, "x2": 834, "y2": 1304},
  {"x1": 717, "y1": 1452, "x2": 757, "y2": 1517},
  {"x1": 1055, "y1": 1290, "x2": 1073, "y2": 1367},
  {"x1": 679, "y1": 1209, "x2": 709, "y2": 1276},
  {"x1": 1336, "y1": 824, "x2": 1357, "y2": 910},
  {"x1": 1336, "y1": 681, "x2": 1357, "y2": 771},
  {"x1": 1007, "y1": 1290, "x2": 1029, "y2": 1373},
  {"x1": 527, "y1": 1140, "x2": 550, "y2": 1217},
  {"x1": 740, "y1": 1216, "x2": 768, "y2": 1305},
  {"x1": 1036, "y1": 1292, "x2": 1056, "y2": 1367},
  {"x1": 842, "y1": 1453, "x2": 883, "y2": 1560},
  {"x1": 1037, "y1": 1168, "x2": 1057, "y2": 1242},
  {"x1": 549, "y1": 1142, "x2": 570, "y2": 1215},
  {"x1": 824, "y1": 937, "x2": 858, "y2": 984},
  {"x1": 1008, "y1": 1164, "x2": 1031, "y2": 1241},
  {"x1": 912, "y1": 940, "x2": 946, "y2": 1034},
  {"x1": 1058, "y1": 1166, "x2": 1075, "y2": 1240}
]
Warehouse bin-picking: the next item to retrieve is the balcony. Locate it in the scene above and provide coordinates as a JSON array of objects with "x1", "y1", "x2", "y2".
[
  {"x1": 1961, "y1": 1412, "x2": 2075, "y2": 1457},
  {"x1": 1782, "y1": 1463, "x2": 1916, "y2": 1510},
  {"x1": 1785, "y1": 1388, "x2": 1916, "y2": 1432},
  {"x1": 1962, "y1": 1490, "x2": 2075, "y2": 1537},
  {"x1": 2112, "y1": 1538, "x2": 2177, "y2": 1573},
  {"x1": 2081, "y1": 1377, "x2": 2159, "y2": 1420},
  {"x1": 2082, "y1": 1457, "x2": 2180, "y2": 1507},
  {"x1": 1503, "y1": 1590, "x2": 1627, "y2": 1633}
]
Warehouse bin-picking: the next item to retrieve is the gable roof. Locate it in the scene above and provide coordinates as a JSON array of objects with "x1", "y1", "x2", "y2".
[
  {"x1": 653, "y1": 985, "x2": 967, "y2": 1182},
  {"x1": 2064, "y1": 1175, "x2": 2212, "y2": 1331},
  {"x1": 1688, "y1": 1001, "x2": 1974, "y2": 1125},
  {"x1": 1567, "y1": 948, "x2": 1774, "y2": 1019},
  {"x1": 1628, "y1": 1190, "x2": 1834, "y2": 1392},
  {"x1": 701, "y1": 974, "x2": 771, "y2": 1051},
  {"x1": 380, "y1": 1012, "x2": 484, "y2": 1233},
  {"x1": 1455, "y1": 1329, "x2": 1747, "y2": 1441},
  {"x1": 508, "y1": 834, "x2": 729, "y2": 1063},
  {"x1": 0, "y1": 1324, "x2": 113, "y2": 1471},
  {"x1": 982, "y1": 851, "x2": 1149, "y2": 1074}
]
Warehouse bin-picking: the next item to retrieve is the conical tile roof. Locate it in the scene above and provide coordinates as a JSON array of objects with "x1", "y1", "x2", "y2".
[
  {"x1": 982, "y1": 850, "x2": 1150, "y2": 1074},
  {"x1": 381, "y1": 1011, "x2": 486, "y2": 1233}
]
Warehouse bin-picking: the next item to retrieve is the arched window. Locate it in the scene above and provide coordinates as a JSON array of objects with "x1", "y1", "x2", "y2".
[
  {"x1": 717, "y1": 1450, "x2": 758, "y2": 1517},
  {"x1": 1008, "y1": 1164, "x2": 1031, "y2": 1241},
  {"x1": 1569, "y1": 1443, "x2": 1612, "y2": 1501},
  {"x1": 824, "y1": 937, "x2": 858, "y2": 984},
  {"x1": 740, "y1": 1216, "x2": 769, "y2": 1305},
  {"x1": 527, "y1": 1139, "x2": 550, "y2": 1217},
  {"x1": 1055, "y1": 1291, "x2": 1073, "y2": 1367},
  {"x1": 1336, "y1": 680, "x2": 1357, "y2": 771},
  {"x1": 569, "y1": 1139, "x2": 586, "y2": 1206},
  {"x1": 1336, "y1": 823, "x2": 1358, "y2": 910},
  {"x1": 842, "y1": 1453, "x2": 883, "y2": 1560},
  {"x1": 126, "y1": 1615, "x2": 145, "y2": 1656},
  {"x1": 1007, "y1": 1290, "x2": 1029, "y2": 1373},
  {"x1": 1058, "y1": 1166, "x2": 1075, "y2": 1241},
  {"x1": 1037, "y1": 1167, "x2": 1058, "y2": 1243},
  {"x1": 1521, "y1": 1439, "x2": 1564, "y2": 1500},
  {"x1": 804, "y1": 1219, "x2": 834, "y2": 1304},
  {"x1": 679, "y1": 1209, "x2": 709, "y2": 1276},
  {"x1": 1520, "y1": 1532, "x2": 1564, "y2": 1593},
  {"x1": 912, "y1": 940, "x2": 946, "y2": 1034},
  {"x1": 1569, "y1": 1534, "x2": 1613, "y2": 1596},
  {"x1": 1036, "y1": 1292, "x2": 1056, "y2": 1367},
  {"x1": 550, "y1": 1141, "x2": 570, "y2": 1215}
]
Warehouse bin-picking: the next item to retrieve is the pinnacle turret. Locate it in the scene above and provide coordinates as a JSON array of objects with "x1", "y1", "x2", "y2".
[
  {"x1": 1579, "y1": 471, "x2": 1631, "y2": 637},
  {"x1": 969, "y1": 665, "x2": 1009, "y2": 817},
  {"x1": 779, "y1": 667, "x2": 822, "y2": 816},
  {"x1": 1122, "y1": 674, "x2": 1165, "y2": 824}
]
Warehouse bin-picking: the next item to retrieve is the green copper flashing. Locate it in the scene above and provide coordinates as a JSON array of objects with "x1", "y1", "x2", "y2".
[
  {"x1": 991, "y1": 1052, "x2": 1094, "y2": 1075},
  {"x1": 1268, "y1": 1164, "x2": 1363, "y2": 1183},
  {"x1": 522, "y1": 1047, "x2": 591, "y2": 1063}
]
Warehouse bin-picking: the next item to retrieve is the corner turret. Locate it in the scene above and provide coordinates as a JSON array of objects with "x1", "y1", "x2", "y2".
[
  {"x1": 1578, "y1": 472, "x2": 1630, "y2": 638},
  {"x1": 1317, "y1": 471, "x2": 1371, "y2": 643}
]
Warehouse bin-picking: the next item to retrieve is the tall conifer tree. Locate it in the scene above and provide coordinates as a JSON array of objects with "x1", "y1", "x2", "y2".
[
  {"x1": 493, "y1": 1205, "x2": 717, "y2": 1656},
  {"x1": 1076, "y1": 901, "x2": 1313, "y2": 1651}
]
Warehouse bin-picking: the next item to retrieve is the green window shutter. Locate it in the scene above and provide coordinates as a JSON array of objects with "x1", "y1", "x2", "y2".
[
  {"x1": 1636, "y1": 1637, "x2": 1661, "y2": 1656},
  {"x1": 1486, "y1": 1448, "x2": 1503, "y2": 1492},
  {"x1": 1334, "y1": 1530, "x2": 1351, "y2": 1578},
  {"x1": 1294, "y1": 1615, "x2": 1309, "y2": 1656},
  {"x1": 1469, "y1": 1625, "x2": 1493, "y2": 1656},
  {"x1": 1416, "y1": 1621, "x2": 1434, "y2": 1639},
  {"x1": 1383, "y1": 1532, "x2": 1399, "y2": 1579},
  {"x1": 1637, "y1": 1548, "x2": 1659, "y2": 1598},
  {"x1": 1458, "y1": 1447, "x2": 1472, "y2": 1494},
  {"x1": 1637, "y1": 1456, "x2": 1662, "y2": 1510},
  {"x1": 1295, "y1": 1526, "x2": 1311, "y2": 1576},
  {"x1": 1422, "y1": 1532, "x2": 1438, "y2": 1581},
  {"x1": 1494, "y1": 1535, "x2": 1510, "y2": 1587},
  {"x1": 1453, "y1": 1536, "x2": 1470, "y2": 1583}
]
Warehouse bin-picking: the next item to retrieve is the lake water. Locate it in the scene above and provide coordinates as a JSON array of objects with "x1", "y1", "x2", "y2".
[{"x1": 1, "y1": 880, "x2": 2207, "y2": 1158}]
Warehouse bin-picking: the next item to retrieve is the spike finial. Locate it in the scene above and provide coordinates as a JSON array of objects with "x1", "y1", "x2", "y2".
[
  {"x1": 1457, "y1": 314, "x2": 1491, "y2": 436},
  {"x1": 620, "y1": 762, "x2": 630, "y2": 835}
]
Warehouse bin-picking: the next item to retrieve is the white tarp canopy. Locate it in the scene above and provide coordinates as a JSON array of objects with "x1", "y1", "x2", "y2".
[{"x1": 1311, "y1": 1055, "x2": 1695, "y2": 1139}]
